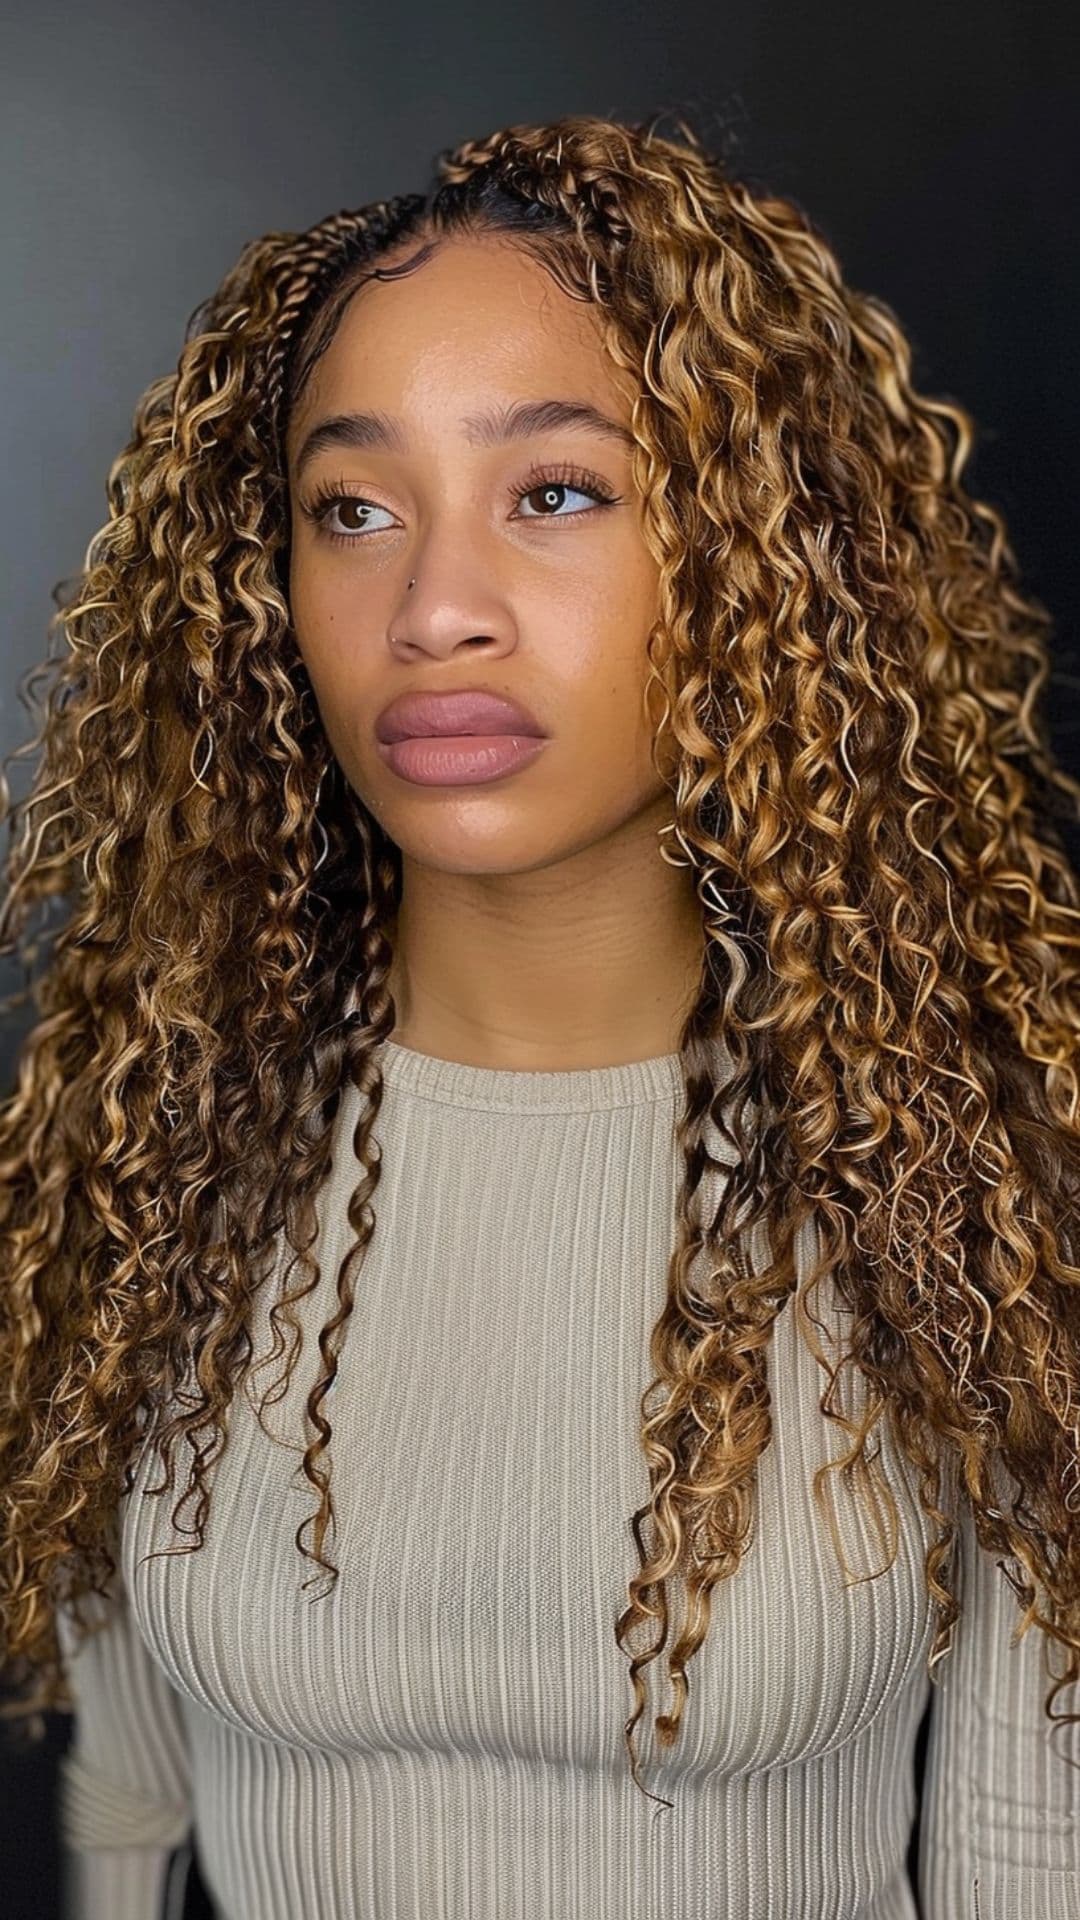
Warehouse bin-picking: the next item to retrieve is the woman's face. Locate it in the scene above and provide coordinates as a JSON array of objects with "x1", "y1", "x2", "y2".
[{"x1": 284, "y1": 232, "x2": 674, "y2": 880}]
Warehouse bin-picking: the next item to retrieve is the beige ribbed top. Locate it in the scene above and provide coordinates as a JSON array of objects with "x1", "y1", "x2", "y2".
[{"x1": 56, "y1": 1033, "x2": 1080, "y2": 1919}]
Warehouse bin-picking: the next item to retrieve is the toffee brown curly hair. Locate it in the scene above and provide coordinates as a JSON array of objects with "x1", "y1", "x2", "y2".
[{"x1": 2, "y1": 106, "x2": 1080, "y2": 1812}]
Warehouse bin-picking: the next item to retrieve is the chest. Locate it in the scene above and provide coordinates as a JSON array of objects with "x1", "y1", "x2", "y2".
[{"x1": 122, "y1": 1174, "x2": 939, "y2": 1784}]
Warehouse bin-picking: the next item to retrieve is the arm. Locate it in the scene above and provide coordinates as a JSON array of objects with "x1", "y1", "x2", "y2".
[
  {"x1": 917, "y1": 1496, "x2": 1080, "y2": 1917},
  {"x1": 55, "y1": 1567, "x2": 193, "y2": 1920}
]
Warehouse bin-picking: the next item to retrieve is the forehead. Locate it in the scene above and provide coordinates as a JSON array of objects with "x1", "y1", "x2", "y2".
[{"x1": 285, "y1": 235, "x2": 630, "y2": 450}]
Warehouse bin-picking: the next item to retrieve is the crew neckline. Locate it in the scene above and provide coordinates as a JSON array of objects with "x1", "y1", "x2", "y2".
[{"x1": 372, "y1": 1033, "x2": 685, "y2": 1113}]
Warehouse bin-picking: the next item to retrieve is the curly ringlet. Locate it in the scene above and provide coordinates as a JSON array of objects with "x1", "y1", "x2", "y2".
[{"x1": 2, "y1": 107, "x2": 1080, "y2": 1813}]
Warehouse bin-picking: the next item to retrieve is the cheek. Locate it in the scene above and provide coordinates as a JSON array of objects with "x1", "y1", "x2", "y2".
[
  {"x1": 557, "y1": 547, "x2": 660, "y2": 723},
  {"x1": 288, "y1": 557, "x2": 363, "y2": 695},
  {"x1": 591, "y1": 540, "x2": 661, "y2": 680},
  {"x1": 289, "y1": 546, "x2": 335, "y2": 635},
  {"x1": 559, "y1": 647, "x2": 664, "y2": 809},
  {"x1": 550, "y1": 521, "x2": 657, "y2": 635}
]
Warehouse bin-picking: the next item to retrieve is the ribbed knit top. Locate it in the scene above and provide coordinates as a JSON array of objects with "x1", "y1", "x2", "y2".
[{"x1": 56, "y1": 1032, "x2": 1080, "y2": 1919}]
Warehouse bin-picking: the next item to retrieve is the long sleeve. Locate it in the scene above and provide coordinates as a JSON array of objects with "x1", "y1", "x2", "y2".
[
  {"x1": 55, "y1": 1564, "x2": 194, "y2": 1920},
  {"x1": 918, "y1": 1494, "x2": 1080, "y2": 1916}
]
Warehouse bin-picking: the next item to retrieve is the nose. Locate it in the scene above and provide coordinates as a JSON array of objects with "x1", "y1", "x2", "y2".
[{"x1": 384, "y1": 546, "x2": 517, "y2": 662}]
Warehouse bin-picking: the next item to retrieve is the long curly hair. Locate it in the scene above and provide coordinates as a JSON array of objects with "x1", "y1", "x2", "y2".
[{"x1": 3, "y1": 107, "x2": 1080, "y2": 1814}]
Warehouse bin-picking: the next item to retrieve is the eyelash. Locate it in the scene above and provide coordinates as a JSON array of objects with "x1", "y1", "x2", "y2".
[{"x1": 300, "y1": 461, "x2": 620, "y2": 546}]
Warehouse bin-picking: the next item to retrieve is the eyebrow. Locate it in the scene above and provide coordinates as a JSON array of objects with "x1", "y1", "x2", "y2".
[{"x1": 292, "y1": 396, "x2": 637, "y2": 480}]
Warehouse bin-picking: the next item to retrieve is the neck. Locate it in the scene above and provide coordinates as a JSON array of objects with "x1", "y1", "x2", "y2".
[{"x1": 383, "y1": 826, "x2": 703, "y2": 1072}]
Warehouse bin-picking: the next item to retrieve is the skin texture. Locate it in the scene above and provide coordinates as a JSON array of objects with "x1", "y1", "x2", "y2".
[{"x1": 285, "y1": 233, "x2": 704, "y2": 1070}]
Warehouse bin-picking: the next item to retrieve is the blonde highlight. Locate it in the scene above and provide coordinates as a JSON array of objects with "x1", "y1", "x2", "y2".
[{"x1": 1, "y1": 108, "x2": 1079, "y2": 1821}]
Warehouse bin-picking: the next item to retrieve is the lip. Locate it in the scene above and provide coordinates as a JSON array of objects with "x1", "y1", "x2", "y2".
[
  {"x1": 375, "y1": 687, "x2": 546, "y2": 745},
  {"x1": 377, "y1": 733, "x2": 549, "y2": 786}
]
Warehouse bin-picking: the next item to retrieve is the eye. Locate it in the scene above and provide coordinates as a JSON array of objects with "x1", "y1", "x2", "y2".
[
  {"x1": 508, "y1": 461, "x2": 620, "y2": 520},
  {"x1": 298, "y1": 460, "x2": 621, "y2": 546},
  {"x1": 300, "y1": 484, "x2": 396, "y2": 543}
]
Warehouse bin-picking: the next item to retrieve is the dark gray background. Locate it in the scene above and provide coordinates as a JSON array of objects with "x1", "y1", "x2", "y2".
[{"x1": 2, "y1": 2, "x2": 1077, "y2": 1914}]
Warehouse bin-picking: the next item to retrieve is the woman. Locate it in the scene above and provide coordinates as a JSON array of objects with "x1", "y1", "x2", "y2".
[{"x1": 1, "y1": 109, "x2": 1078, "y2": 1920}]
